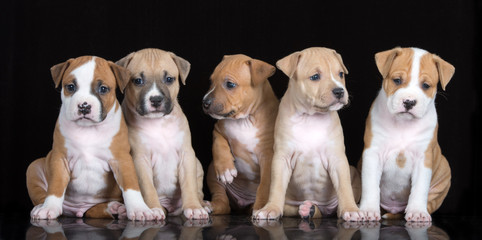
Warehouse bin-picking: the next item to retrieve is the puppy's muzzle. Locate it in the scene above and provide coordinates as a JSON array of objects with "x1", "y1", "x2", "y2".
[{"x1": 78, "y1": 102, "x2": 92, "y2": 115}]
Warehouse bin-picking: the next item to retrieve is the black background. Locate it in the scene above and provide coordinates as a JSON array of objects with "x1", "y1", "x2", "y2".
[{"x1": 1, "y1": 0, "x2": 480, "y2": 219}]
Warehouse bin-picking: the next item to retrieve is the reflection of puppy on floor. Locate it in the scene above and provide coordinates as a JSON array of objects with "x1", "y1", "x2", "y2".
[{"x1": 117, "y1": 48, "x2": 209, "y2": 220}]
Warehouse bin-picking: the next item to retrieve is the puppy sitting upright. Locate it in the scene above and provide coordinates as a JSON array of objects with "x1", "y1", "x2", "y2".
[
  {"x1": 117, "y1": 48, "x2": 209, "y2": 220},
  {"x1": 253, "y1": 47, "x2": 362, "y2": 221},
  {"x1": 27, "y1": 56, "x2": 155, "y2": 221},
  {"x1": 202, "y1": 54, "x2": 279, "y2": 214},
  {"x1": 358, "y1": 47, "x2": 455, "y2": 222}
]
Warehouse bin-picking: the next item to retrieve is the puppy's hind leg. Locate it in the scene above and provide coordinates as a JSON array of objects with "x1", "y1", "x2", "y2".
[
  {"x1": 207, "y1": 163, "x2": 231, "y2": 215},
  {"x1": 26, "y1": 158, "x2": 48, "y2": 206}
]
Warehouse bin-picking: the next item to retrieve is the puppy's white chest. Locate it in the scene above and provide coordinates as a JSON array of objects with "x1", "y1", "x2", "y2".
[
  {"x1": 60, "y1": 117, "x2": 120, "y2": 196},
  {"x1": 288, "y1": 113, "x2": 332, "y2": 152},
  {"x1": 223, "y1": 118, "x2": 259, "y2": 153}
]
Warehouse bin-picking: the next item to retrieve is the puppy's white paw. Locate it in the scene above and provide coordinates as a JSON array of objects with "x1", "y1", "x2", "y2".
[
  {"x1": 217, "y1": 169, "x2": 238, "y2": 184},
  {"x1": 184, "y1": 208, "x2": 209, "y2": 220},
  {"x1": 126, "y1": 205, "x2": 155, "y2": 221},
  {"x1": 405, "y1": 210, "x2": 431, "y2": 222},
  {"x1": 31, "y1": 204, "x2": 62, "y2": 220},
  {"x1": 360, "y1": 208, "x2": 381, "y2": 222},
  {"x1": 252, "y1": 204, "x2": 282, "y2": 220}
]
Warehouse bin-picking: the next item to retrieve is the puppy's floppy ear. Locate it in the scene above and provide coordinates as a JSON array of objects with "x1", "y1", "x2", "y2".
[
  {"x1": 50, "y1": 58, "x2": 74, "y2": 88},
  {"x1": 246, "y1": 59, "x2": 275, "y2": 86},
  {"x1": 276, "y1": 51, "x2": 301, "y2": 79},
  {"x1": 432, "y1": 54, "x2": 455, "y2": 91},
  {"x1": 375, "y1": 47, "x2": 403, "y2": 79},
  {"x1": 108, "y1": 61, "x2": 130, "y2": 93},
  {"x1": 333, "y1": 50, "x2": 349, "y2": 74},
  {"x1": 115, "y1": 52, "x2": 135, "y2": 68},
  {"x1": 169, "y1": 52, "x2": 191, "y2": 85}
]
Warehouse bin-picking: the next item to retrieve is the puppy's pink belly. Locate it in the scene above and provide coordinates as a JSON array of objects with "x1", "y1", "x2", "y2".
[
  {"x1": 225, "y1": 179, "x2": 257, "y2": 208},
  {"x1": 380, "y1": 198, "x2": 407, "y2": 214},
  {"x1": 159, "y1": 197, "x2": 182, "y2": 214}
]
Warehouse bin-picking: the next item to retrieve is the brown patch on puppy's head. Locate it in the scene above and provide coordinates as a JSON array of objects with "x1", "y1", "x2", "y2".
[
  {"x1": 202, "y1": 54, "x2": 275, "y2": 119},
  {"x1": 277, "y1": 47, "x2": 349, "y2": 113},
  {"x1": 51, "y1": 56, "x2": 129, "y2": 126},
  {"x1": 116, "y1": 48, "x2": 191, "y2": 118}
]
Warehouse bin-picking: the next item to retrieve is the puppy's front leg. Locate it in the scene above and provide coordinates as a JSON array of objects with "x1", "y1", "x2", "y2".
[
  {"x1": 30, "y1": 151, "x2": 70, "y2": 220},
  {"x1": 359, "y1": 148, "x2": 383, "y2": 221},
  {"x1": 328, "y1": 153, "x2": 363, "y2": 221},
  {"x1": 405, "y1": 157, "x2": 432, "y2": 222},
  {"x1": 132, "y1": 152, "x2": 166, "y2": 220},
  {"x1": 252, "y1": 150, "x2": 273, "y2": 212},
  {"x1": 212, "y1": 127, "x2": 237, "y2": 184},
  {"x1": 180, "y1": 147, "x2": 209, "y2": 220},
  {"x1": 252, "y1": 149, "x2": 292, "y2": 220},
  {"x1": 109, "y1": 151, "x2": 154, "y2": 221}
]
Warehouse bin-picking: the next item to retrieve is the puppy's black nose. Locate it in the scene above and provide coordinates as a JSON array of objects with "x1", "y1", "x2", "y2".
[
  {"x1": 150, "y1": 96, "x2": 163, "y2": 108},
  {"x1": 202, "y1": 98, "x2": 212, "y2": 110},
  {"x1": 332, "y1": 88, "x2": 344, "y2": 99},
  {"x1": 403, "y1": 99, "x2": 417, "y2": 110},
  {"x1": 78, "y1": 102, "x2": 91, "y2": 115}
]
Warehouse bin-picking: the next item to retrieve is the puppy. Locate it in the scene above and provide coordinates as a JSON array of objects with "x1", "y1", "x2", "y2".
[
  {"x1": 253, "y1": 47, "x2": 362, "y2": 221},
  {"x1": 202, "y1": 54, "x2": 278, "y2": 214},
  {"x1": 27, "y1": 56, "x2": 155, "y2": 221},
  {"x1": 358, "y1": 47, "x2": 454, "y2": 222},
  {"x1": 117, "y1": 48, "x2": 209, "y2": 220}
]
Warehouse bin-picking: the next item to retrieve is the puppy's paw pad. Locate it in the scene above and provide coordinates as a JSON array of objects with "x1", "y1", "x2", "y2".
[{"x1": 298, "y1": 201, "x2": 316, "y2": 219}]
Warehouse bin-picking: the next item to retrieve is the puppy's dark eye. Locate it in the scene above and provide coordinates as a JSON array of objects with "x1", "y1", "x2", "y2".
[
  {"x1": 339, "y1": 72, "x2": 344, "y2": 78},
  {"x1": 65, "y1": 84, "x2": 76, "y2": 93},
  {"x1": 165, "y1": 76, "x2": 175, "y2": 84},
  {"x1": 133, "y1": 78, "x2": 144, "y2": 86},
  {"x1": 310, "y1": 73, "x2": 320, "y2": 81},
  {"x1": 422, "y1": 82, "x2": 431, "y2": 90},
  {"x1": 393, "y1": 78, "x2": 402, "y2": 85},
  {"x1": 225, "y1": 81, "x2": 237, "y2": 89},
  {"x1": 99, "y1": 85, "x2": 110, "y2": 95}
]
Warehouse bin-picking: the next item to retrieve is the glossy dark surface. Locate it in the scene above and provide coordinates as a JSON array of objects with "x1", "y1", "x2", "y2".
[{"x1": 1, "y1": 214, "x2": 480, "y2": 239}]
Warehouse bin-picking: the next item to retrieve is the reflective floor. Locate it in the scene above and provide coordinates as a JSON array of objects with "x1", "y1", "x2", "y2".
[{"x1": 2, "y1": 215, "x2": 475, "y2": 239}]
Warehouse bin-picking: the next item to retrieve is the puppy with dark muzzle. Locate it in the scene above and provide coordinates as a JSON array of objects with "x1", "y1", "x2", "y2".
[{"x1": 117, "y1": 48, "x2": 209, "y2": 220}]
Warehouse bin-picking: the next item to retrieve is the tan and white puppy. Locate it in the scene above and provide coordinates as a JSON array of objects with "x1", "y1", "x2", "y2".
[
  {"x1": 26, "y1": 56, "x2": 155, "y2": 221},
  {"x1": 358, "y1": 47, "x2": 454, "y2": 222},
  {"x1": 117, "y1": 48, "x2": 209, "y2": 220},
  {"x1": 253, "y1": 47, "x2": 362, "y2": 221},
  {"x1": 202, "y1": 54, "x2": 278, "y2": 214}
]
